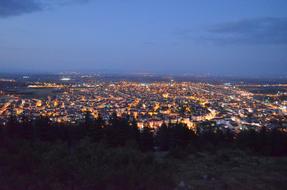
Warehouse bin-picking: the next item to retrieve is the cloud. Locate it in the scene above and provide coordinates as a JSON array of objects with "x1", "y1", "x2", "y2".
[
  {"x1": 0, "y1": 0, "x2": 41, "y2": 17},
  {"x1": 207, "y1": 17, "x2": 287, "y2": 45},
  {"x1": 0, "y1": 0, "x2": 91, "y2": 17}
]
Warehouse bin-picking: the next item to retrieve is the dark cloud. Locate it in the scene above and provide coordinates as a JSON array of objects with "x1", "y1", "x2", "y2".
[
  {"x1": 0, "y1": 0, "x2": 41, "y2": 17},
  {"x1": 207, "y1": 17, "x2": 287, "y2": 45},
  {"x1": 0, "y1": 0, "x2": 91, "y2": 17}
]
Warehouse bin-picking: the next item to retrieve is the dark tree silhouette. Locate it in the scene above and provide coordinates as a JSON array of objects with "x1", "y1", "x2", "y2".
[
  {"x1": 139, "y1": 127, "x2": 154, "y2": 152},
  {"x1": 156, "y1": 122, "x2": 170, "y2": 151},
  {"x1": 104, "y1": 113, "x2": 139, "y2": 147}
]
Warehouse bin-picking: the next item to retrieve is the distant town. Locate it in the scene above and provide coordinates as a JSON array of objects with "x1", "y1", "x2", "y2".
[{"x1": 0, "y1": 74, "x2": 286, "y2": 131}]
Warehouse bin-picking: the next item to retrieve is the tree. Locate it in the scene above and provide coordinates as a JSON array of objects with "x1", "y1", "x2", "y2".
[
  {"x1": 139, "y1": 127, "x2": 154, "y2": 152},
  {"x1": 169, "y1": 123, "x2": 195, "y2": 148},
  {"x1": 104, "y1": 113, "x2": 140, "y2": 147},
  {"x1": 156, "y1": 123, "x2": 170, "y2": 151}
]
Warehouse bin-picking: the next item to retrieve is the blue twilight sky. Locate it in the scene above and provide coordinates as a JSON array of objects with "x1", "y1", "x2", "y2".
[{"x1": 0, "y1": 0, "x2": 287, "y2": 76}]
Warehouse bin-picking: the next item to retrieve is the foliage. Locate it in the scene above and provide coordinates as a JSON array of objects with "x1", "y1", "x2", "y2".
[{"x1": 1, "y1": 114, "x2": 287, "y2": 189}]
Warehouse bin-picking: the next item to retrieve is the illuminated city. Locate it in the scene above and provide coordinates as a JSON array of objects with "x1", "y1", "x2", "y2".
[{"x1": 1, "y1": 75, "x2": 286, "y2": 131}]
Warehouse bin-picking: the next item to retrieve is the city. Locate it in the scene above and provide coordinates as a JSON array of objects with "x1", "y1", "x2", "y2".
[{"x1": 1, "y1": 74, "x2": 286, "y2": 131}]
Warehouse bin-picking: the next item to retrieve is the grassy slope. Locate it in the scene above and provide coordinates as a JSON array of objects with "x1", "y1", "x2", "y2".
[{"x1": 174, "y1": 150, "x2": 287, "y2": 190}]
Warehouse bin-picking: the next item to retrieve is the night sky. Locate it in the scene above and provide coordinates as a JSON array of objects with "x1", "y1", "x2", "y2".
[{"x1": 0, "y1": 0, "x2": 287, "y2": 76}]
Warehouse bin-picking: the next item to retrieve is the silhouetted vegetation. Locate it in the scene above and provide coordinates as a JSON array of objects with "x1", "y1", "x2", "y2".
[{"x1": 0, "y1": 113, "x2": 287, "y2": 189}]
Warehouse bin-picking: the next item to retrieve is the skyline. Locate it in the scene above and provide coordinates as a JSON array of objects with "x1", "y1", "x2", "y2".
[{"x1": 0, "y1": 0, "x2": 287, "y2": 76}]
